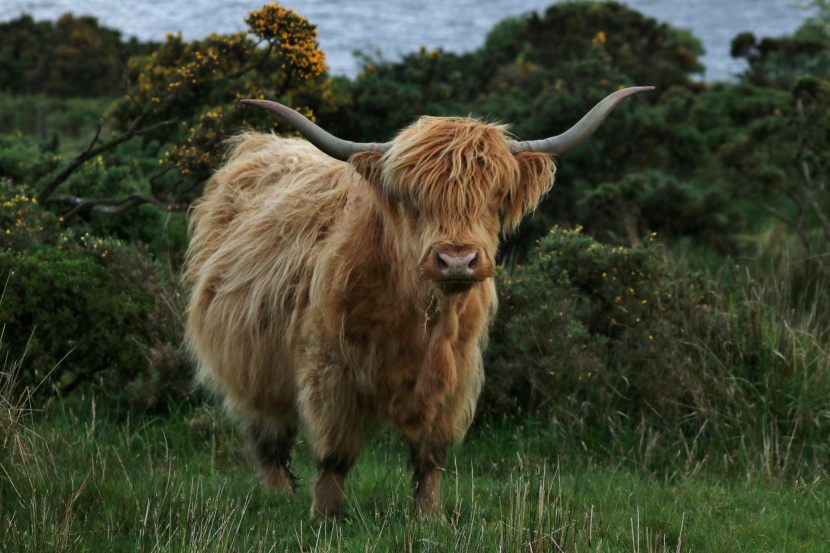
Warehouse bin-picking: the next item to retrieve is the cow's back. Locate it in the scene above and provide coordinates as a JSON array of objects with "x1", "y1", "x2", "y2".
[{"x1": 184, "y1": 134, "x2": 350, "y2": 419}]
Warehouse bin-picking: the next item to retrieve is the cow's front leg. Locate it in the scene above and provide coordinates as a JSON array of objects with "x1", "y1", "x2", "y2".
[
  {"x1": 299, "y1": 356, "x2": 366, "y2": 518},
  {"x1": 408, "y1": 439, "x2": 449, "y2": 517},
  {"x1": 306, "y1": 418, "x2": 364, "y2": 518},
  {"x1": 312, "y1": 451, "x2": 358, "y2": 518}
]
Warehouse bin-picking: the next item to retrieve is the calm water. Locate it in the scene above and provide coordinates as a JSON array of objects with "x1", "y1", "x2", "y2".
[{"x1": 0, "y1": 0, "x2": 816, "y2": 82}]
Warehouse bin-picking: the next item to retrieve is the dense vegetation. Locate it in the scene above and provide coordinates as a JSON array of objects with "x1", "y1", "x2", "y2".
[{"x1": 2, "y1": 1, "x2": 830, "y2": 550}]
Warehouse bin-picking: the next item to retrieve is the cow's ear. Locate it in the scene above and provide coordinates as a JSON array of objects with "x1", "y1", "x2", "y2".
[
  {"x1": 501, "y1": 152, "x2": 555, "y2": 233},
  {"x1": 350, "y1": 151, "x2": 384, "y2": 186},
  {"x1": 351, "y1": 151, "x2": 402, "y2": 206}
]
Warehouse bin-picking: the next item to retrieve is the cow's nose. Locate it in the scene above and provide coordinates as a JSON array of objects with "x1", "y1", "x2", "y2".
[{"x1": 436, "y1": 250, "x2": 478, "y2": 279}]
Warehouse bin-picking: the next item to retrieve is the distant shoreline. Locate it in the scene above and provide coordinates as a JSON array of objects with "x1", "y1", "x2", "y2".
[{"x1": 0, "y1": 0, "x2": 816, "y2": 82}]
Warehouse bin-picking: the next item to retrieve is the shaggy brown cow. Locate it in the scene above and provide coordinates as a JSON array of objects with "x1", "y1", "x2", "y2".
[{"x1": 184, "y1": 87, "x2": 652, "y2": 518}]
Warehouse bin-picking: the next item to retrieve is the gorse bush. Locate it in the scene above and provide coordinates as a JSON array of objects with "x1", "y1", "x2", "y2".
[
  {"x1": 485, "y1": 227, "x2": 699, "y2": 423},
  {"x1": 0, "y1": 133, "x2": 60, "y2": 184},
  {"x1": 0, "y1": 234, "x2": 191, "y2": 408},
  {"x1": 483, "y1": 227, "x2": 830, "y2": 476},
  {"x1": 1, "y1": 246, "x2": 146, "y2": 396},
  {"x1": 98, "y1": 3, "x2": 336, "y2": 209},
  {"x1": 0, "y1": 182, "x2": 60, "y2": 253}
]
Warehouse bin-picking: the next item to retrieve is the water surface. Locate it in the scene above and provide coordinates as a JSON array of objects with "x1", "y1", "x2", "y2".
[{"x1": 0, "y1": 0, "x2": 816, "y2": 81}]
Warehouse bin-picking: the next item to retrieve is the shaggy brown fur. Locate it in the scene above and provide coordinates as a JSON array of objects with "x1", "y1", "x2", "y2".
[{"x1": 184, "y1": 117, "x2": 554, "y2": 518}]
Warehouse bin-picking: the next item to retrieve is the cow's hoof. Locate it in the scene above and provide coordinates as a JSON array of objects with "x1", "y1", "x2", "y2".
[{"x1": 310, "y1": 504, "x2": 348, "y2": 520}]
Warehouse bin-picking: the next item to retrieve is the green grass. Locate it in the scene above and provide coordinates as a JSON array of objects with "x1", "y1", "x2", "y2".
[{"x1": 2, "y1": 397, "x2": 829, "y2": 552}]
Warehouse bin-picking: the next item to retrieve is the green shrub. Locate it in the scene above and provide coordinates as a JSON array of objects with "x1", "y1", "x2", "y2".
[
  {"x1": 0, "y1": 144, "x2": 191, "y2": 409},
  {"x1": 0, "y1": 133, "x2": 60, "y2": 185},
  {"x1": 485, "y1": 226, "x2": 699, "y2": 423},
  {"x1": 0, "y1": 181, "x2": 60, "y2": 253},
  {"x1": 483, "y1": 227, "x2": 830, "y2": 475},
  {"x1": 584, "y1": 169, "x2": 737, "y2": 250},
  {"x1": 0, "y1": 13, "x2": 156, "y2": 98},
  {"x1": 0, "y1": 240, "x2": 191, "y2": 407}
]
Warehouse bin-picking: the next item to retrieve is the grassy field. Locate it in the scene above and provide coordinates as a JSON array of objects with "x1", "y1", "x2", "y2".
[{"x1": 2, "y1": 394, "x2": 829, "y2": 553}]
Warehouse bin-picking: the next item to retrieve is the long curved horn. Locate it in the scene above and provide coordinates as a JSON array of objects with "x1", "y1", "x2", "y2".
[
  {"x1": 241, "y1": 99, "x2": 391, "y2": 161},
  {"x1": 510, "y1": 86, "x2": 655, "y2": 156}
]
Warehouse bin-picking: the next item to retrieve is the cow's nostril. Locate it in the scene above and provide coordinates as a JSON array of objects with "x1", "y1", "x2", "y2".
[
  {"x1": 436, "y1": 252, "x2": 449, "y2": 270},
  {"x1": 468, "y1": 253, "x2": 478, "y2": 269}
]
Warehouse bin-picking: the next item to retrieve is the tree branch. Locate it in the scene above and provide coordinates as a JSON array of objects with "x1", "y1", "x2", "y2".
[
  {"x1": 46, "y1": 193, "x2": 189, "y2": 220},
  {"x1": 761, "y1": 203, "x2": 796, "y2": 228},
  {"x1": 35, "y1": 117, "x2": 177, "y2": 204}
]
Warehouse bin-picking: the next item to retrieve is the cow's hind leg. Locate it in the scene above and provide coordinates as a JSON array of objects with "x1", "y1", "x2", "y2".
[
  {"x1": 245, "y1": 419, "x2": 298, "y2": 494},
  {"x1": 408, "y1": 438, "x2": 450, "y2": 517}
]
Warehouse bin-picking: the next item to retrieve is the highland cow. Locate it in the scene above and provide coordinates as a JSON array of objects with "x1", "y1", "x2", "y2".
[{"x1": 183, "y1": 87, "x2": 652, "y2": 517}]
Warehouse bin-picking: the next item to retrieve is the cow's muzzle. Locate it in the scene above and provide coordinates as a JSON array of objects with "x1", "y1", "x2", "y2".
[
  {"x1": 421, "y1": 244, "x2": 494, "y2": 289},
  {"x1": 437, "y1": 250, "x2": 478, "y2": 279}
]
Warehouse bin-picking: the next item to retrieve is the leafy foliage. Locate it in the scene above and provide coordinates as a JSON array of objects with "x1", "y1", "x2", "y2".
[
  {"x1": 485, "y1": 227, "x2": 699, "y2": 421},
  {"x1": 0, "y1": 182, "x2": 60, "y2": 253},
  {"x1": 0, "y1": 179, "x2": 188, "y2": 407},
  {"x1": 484, "y1": 227, "x2": 830, "y2": 472},
  {"x1": 1, "y1": 245, "x2": 144, "y2": 395},
  {"x1": 31, "y1": 4, "x2": 342, "y2": 224},
  {"x1": 0, "y1": 13, "x2": 155, "y2": 97},
  {"x1": 0, "y1": 239, "x2": 189, "y2": 406},
  {"x1": 719, "y1": 76, "x2": 830, "y2": 273}
]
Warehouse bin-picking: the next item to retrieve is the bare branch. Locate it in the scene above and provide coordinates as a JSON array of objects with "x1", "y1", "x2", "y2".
[
  {"x1": 87, "y1": 120, "x2": 104, "y2": 149},
  {"x1": 35, "y1": 118, "x2": 178, "y2": 204},
  {"x1": 45, "y1": 193, "x2": 190, "y2": 220},
  {"x1": 149, "y1": 166, "x2": 175, "y2": 197},
  {"x1": 761, "y1": 202, "x2": 797, "y2": 227}
]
